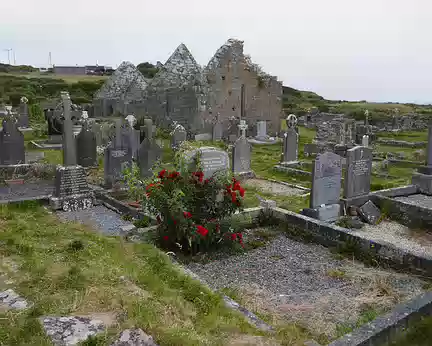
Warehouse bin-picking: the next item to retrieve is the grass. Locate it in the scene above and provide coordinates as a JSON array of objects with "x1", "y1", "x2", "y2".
[
  {"x1": 391, "y1": 316, "x2": 432, "y2": 346},
  {"x1": 0, "y1": 71, "x2": 107, "y2": 84},
  {"x1": 377, "y1": 130, "x2": 428, "y2": 143},
  {"x1": 0, "y1": 202, "x2": 268, "y2": 345}
]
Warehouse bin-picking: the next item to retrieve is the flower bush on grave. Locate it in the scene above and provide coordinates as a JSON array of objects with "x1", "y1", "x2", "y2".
[{"x1": 123, "y1": 161, "x2": 246, "y2": 254}]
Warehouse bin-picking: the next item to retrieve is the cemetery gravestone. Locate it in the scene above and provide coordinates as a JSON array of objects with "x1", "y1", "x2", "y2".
[
  {"x1": 171, "y1": 124, "x2": 187, "y2": 149},
  {"x1": 0, "y1": 117, "x2": 25, "y2": 165},
  {"x1": 18, "y1": 97, "x2": 29, "y2": 128},
  {"x1": 76, "y1": 120, "x2": 97, "y2": 167},
  {"x1": 256, "y1": 121, "x2": 267, "y2": 141},
  {"x1": 302, "y1": 152, "x2": 342, "y2": 221},
  {"x1": 50, "y1": 92, "x2": 94, "y2": 211},
  {"x1": 212, "y1": 118, "x2": 223, "y2": 141},
  {"x1": 138, "y1": 120, "x2": 162, "y2": 178},
  {"x1": 362, "y1": 135, "x2": 369, "y2": 147},
  {"x1": 358, "y1": 200, "x2": 381, "y2": 225},
  {"x1": 232, "y1": 120, "x2": 253, "y2": 177},
  {"x1": 343, "y1": 146, "x2": 373, "y2": 201},
  {"x1": 184, "y1": 147, "x2": 230, "y2": 179},
  {"x1": 282, "y1": 128, "x2": 298, "y2": 164}
]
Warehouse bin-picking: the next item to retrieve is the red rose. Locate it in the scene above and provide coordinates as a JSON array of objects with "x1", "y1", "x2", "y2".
[
  {"x1": 168, "y1": 171, "x2": 180, "y2": 179},
  {"x1": 230, "y1": 233, "x2": 237, "y2": 240},
  {"x1": 158, "y1": 169, "x2": 167, "y2": 179},
  {"x1": 239, "y1": 187, "x2": 245, "y2": 197},
  {"x1": 204, "y1": 179, "x2": 209, "y2": 184},
  {"x1": 183, "y1": 211, "x2": 192, "y2": 219},
  {"x1": 237, "y1": 233, "x2": 243, "y2": 239},
  {"x1": 163, "y1": 236, "x2": 169, "y2": 241},
  {"x1": 233, "y1": 181, "x2": 241, "y2": 191},
  {"x1": 231, "y1": 191, "x2": 237, "y2": 203},
  {"x1": 196, "y1": 225, "x2": 209, "y2": 236},
  {"x1": 193, "y1": 171, "x2": 204, "y2": 182}
]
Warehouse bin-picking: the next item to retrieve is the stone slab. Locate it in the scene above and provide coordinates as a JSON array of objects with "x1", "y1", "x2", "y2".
[
  {"x1": 358, "y1": 200, "x2": 381, "y2": 225},
  {"x1": 412, "y1": 172, "x2": 432, "y2": 195},
  {"x1": 302, "y1": 204, "x2": 340, "y2": 222},
  {"x1": 273, "y1": 165, "x2": 311, "y2": 176}
]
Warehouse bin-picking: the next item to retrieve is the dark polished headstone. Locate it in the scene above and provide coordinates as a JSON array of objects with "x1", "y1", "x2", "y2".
[
  {"x1": 137, "y1": 120, "x2": 161, "y2": 178},
  {"x1": 0, "y1": 118, "x2": 25, "y2": 165},
  {"x1": 76, "y1": 122, "x2": 97, "y2": 167},
  {"x1": 50, "y1": 166, "x2": 94, "y2": 211},
  {"x1": 343, "y1": 146, "x2": 373, "y2": 200}
]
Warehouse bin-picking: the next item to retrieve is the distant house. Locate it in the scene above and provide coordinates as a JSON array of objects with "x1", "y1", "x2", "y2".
[
  {"x1": 53, "y1": 65, "x2": 113, "y2": 75},
  {"x1": 53, "y1": 65, "x2": 86, "y2": 75}
]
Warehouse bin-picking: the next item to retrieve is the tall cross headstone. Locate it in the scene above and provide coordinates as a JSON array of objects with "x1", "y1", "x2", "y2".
[
  {"x1": 302, "y1": 152, "x2": 342, "y2": 221},
  {"x1": 18, "y1": 96, "x2": 29, "y2": 128},
  {"x1": 232, "y1": 120, "x2": 253, "y2": 176},
  {"x1": 343, "y1": 146, "x2": 373, "y2": 201},
  {"x1": 282, "y1": 115, "x2": 299, "y2": 163},
  {"x1": 50, "y1": 92, "x2": 94, "y2": 211}
]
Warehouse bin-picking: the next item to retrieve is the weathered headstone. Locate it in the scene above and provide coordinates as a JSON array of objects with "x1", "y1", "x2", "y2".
[
  {"x1": 18, "y1": 96, "x2": 29, "y2": 128},
  {"x1": 282, "y1": 117, "x2": 299, "y2": 164},
  {"x1": 137, "y1": 119, "x2": 162, "y2": 178},
  {"x1": 343, "y1": 146, "x2": 373, "y2": 200},
  {"x1": 227, "y1": 116, "x2": 238, "y2": 143},
  {"x1": 212, "y1": 118, "x2": 223, "y2": 141},
  {"x1": 171, "y1": 123, "x2": 187, "y2": 149},
  {"x1": 184, "y1": 147, "x2": 229, "y2": 179},
  {"x1": 256, "y1": 120, "x2": 267, "y2": 141},
  {"x1": 232, "y1": 120, "x2": 253, "y2": 177},
  {"x1": 50, "y1": 92, "x2": 94, "y2": 211},
  {"x1": 76, "y1": 120, "x2": 97, "y2": 167},
  {"x1": 302, "y1": 152, "x2": 342, "y2": 221},
  {"x1": 362, "y1": 135, "x2": 369, "y2": 147},
  {"x1": 0, "y1": 117, "x2": 25, "y2": 165}
]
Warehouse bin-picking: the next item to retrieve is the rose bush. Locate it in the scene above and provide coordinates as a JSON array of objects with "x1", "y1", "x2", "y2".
[{"x1": 124, "y1": 163, "x2": 246, "y2": 254}]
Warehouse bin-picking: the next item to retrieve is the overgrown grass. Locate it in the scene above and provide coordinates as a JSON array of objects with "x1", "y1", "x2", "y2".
[
  {"x1": 0, "y1": 202, "x2": 267, "y2": 345},
  {"x1": 377, "y1": 130, "x2": 428, "y2": 143}
]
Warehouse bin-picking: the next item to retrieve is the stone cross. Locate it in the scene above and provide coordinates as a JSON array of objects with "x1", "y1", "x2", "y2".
[
  {"x1": 18, "y1": 96, "x2": 29, "y2": 128},
  {"x1": 61, "y1": 91, "x2": 77, "y2": 166},
  {"x1": 364, "y1": 110, "x2": 369, "y2": 127},
  {"x1": 238, "y1": 119, "x2": 248, "y2": 138},
  {"x1": 125, "y1": 114, "x2": 136, "y2": 128}
]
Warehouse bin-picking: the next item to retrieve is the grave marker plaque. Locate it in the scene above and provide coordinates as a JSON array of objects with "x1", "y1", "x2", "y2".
[
  {"x1": 184, "y1": 147, "x2": 229, "y2": 179},
  {"x1": 343, "y1": 146, "x2": 373, "y2": 199}
]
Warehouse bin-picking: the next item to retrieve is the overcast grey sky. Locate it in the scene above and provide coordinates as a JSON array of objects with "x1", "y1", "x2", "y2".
[{"x1": 1, "y1": 0, "x2": 430, "y2": 103}]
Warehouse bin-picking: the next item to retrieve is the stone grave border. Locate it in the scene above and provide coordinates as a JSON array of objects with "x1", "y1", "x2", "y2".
[
  {"x1": 29, "y1": 140, "x2": 63, "y2": 150},
  {"x1": 376, "y1": 138, "x2": 426, "y2": 148}
]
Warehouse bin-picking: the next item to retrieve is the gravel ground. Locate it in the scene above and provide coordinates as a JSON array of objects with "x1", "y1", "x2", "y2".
[
  {"x1": 186, "y1": 231, "x2": 427, "y2": 337},
  {"x1": 395, "y1": 194, "x2": 432, "y2": 210},
  {"x1": 56, "y1": 205, "x2": 132, "y2": 236},
  {"x1": 0, "y1": 181, "x2": 54, "y2": 202},
  {"x1": 244, "y1": 179, "x2": 304, "y2": 196},
  {"x1": 352, "y1": 220, "x2": 432, "y2": 258}
]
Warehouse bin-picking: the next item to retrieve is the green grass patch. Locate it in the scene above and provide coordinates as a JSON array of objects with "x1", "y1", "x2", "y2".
[{"x1": 0, "y1": 203, "x2": 268, "y2": 345}]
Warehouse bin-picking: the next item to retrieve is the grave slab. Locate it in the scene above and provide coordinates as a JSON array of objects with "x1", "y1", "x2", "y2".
[{"x1": 358, "y1": 200, "x2": 381, "y2": 225}]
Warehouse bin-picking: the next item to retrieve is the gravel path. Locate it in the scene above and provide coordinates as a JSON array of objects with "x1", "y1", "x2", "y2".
[
  {"x1": 395, "y1": 194, "x2": 432, "y2": 210},
  {"x1": 244, "y1": 179, "x2": 304, "y2": 196},
  {"x1": 0, "y1": 181, "x2": 54, "y2": 202},
  {"x1": 186, "y1": 232, "x2": 426, "y2": 337},
  {"x1": 352, "y1": 220, "x2": 432, "y2": 258},
  {"x1": 56, "y1": 205, "x2": 132, "y2": 236}
]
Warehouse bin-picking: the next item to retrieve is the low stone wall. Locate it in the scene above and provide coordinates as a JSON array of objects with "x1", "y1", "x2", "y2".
[
  {"x1": 376, "y1": 138, "x2": 426, "y2": 148},
  {"x1": 328, "y1": 292, "x2": 432, "y2": 346}
]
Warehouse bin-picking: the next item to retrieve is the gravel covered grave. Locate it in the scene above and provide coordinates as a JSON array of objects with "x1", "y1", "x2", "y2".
[
  {"x1": 186, "y1": 229, "x2": 427, "y2": 338},
  {"x1": 394, "y1": 193, "x2": 432, "y2": 210},
  {"x1": 56, "y1": 205, "x2": 132, "y2": 236},
  {"x1": 0, "y1": 181, "x2": 54, "y2": 202},
  {"x1": 244, "y1": 178, "x2": 306, "y2": 196}
]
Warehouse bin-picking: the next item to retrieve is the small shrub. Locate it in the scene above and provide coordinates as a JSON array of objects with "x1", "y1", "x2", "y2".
[
  {"x1": 123, "y1": 165, "x2": 246, "y2": 255},
  {"x1": 67, "y1": 240, "x2": 85, "y2": 252}
]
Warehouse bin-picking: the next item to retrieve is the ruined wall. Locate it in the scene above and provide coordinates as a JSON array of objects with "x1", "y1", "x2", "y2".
[{"x1": 204, "y1": 39, "x2": 282, "y2": 136}]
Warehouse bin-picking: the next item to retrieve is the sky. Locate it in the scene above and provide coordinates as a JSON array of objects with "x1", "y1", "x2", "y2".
[{"x1": 1, "y1": 0, "x2": 431, "y2": 104}]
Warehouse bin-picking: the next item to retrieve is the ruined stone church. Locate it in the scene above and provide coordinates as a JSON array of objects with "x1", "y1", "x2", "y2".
[{"x1": 93, "y1": 38, "x2": 283, "y2": 136}]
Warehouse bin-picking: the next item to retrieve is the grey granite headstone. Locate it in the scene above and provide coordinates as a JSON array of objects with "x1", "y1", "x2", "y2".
[
  {"x1": 92, "y1": 123, "x2": 103, "y2": 147},
  {"x1": 343, "y1": 146, "x2": 373, "y2": 199},
  {"x1": 358, "y1": 200, "x2": 381, "y2": 225},
  {"x1": 232, "y1": 137, "x2": 252, "y2": 175},
  {"x1": 256, "y1": 120, "x2": 267, "y2": 140},
  {"x1": 104, "y1": 147, "x2": 132, "y2": 188},
  {"x1": 302, "y1": 152, "x2": 342, "y2": 222},
  {"x1": 310, "y1": 152, "x2": 342, "y2": 208},
  {"x1": 76, "y1": 121, "x2": 97, "y2": 167},
  {"x1": 50, "y1": 166, "x2": 94, "y2": 211},
  {"x1": 212, "y1": 121, "x2": 223, "y2": 141},
  {"x1": 171, "y1": 124, "x2": 187, "y2": 149},
  {"x1": 0, "y1": 117, "x2": 25, "y2": 165},
  {"x1": 282, "y1": 128, "x2": 298, "y2": 163},
  {"x1": 137, "y1": 120, "x2": 162, "y2": 178},
  {"x1": 184, "y1": 147, "x2": 229, "y2": 179}
]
